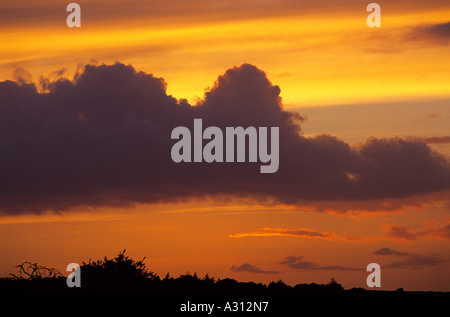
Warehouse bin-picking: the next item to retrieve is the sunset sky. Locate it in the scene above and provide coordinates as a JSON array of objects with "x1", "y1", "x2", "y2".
[{"x1": 1, "y1": 0, "x2": 449, "y2": 292}]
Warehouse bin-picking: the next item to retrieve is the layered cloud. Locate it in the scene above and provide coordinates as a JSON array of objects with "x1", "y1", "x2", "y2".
[
  {"x1": 235, "y1": 248, "x2": 448, "y2": 273},
  {"x1": 1, "y1": 62, "x2": 450, "y2": 215}
]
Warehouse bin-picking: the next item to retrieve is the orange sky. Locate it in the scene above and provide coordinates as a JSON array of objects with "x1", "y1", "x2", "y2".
[
  {"x1": 1, "y1": 0, "x2": 449, "y2": 291},
  {"x1": 1, "y1": 1, "x2": 449, "y2": 106},
  {"x1": 2, "y1": 201, "x2": 450, "y2": 290}
]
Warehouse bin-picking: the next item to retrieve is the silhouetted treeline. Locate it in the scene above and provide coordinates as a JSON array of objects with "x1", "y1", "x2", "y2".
[{"x1": 1, "y1": 250, "x2": 448, "y2": 298}]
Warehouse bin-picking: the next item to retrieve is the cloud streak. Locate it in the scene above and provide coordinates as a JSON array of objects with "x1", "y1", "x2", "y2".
[
  {"x1": 229, "y1": 227, "x2": 334, "y2": 240},
  {"x1": 416, "y1": 136, "x2": 450, "y2": 145},
  {"x1": 1, "y1": 62, "x2": 449, "y2": 215}
]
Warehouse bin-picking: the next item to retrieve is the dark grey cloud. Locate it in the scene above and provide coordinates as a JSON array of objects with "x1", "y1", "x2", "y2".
[
  {"x1": 374, "y1": 247, "x2": 447, "y2": 269},
  {"x1": 406, "y1": 22, "x2": 450, "y2": 43},
  {"x1": 1, "y1": 62, "x2": 450, "y2": 215},
  {"x1": 418, "y1": 22, "x2": 450, "y2": 39},
  {"x1": 279, "y1": 256, "x2": 359, "y2": 271},
  {"x1": 230, "y1": 263, "x2": 279, "y2": 274}
]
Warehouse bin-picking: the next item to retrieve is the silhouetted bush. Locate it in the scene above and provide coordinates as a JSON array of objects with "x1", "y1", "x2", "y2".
[{"x1": 80, "y1": 249, "x2": 159, "y2": 296}]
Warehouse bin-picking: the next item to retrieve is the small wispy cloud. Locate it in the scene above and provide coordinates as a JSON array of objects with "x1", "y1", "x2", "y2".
[
  {"x1": 279, "y1": 256, "x2": 360, "y2": 271},
  {"x1": 373, "y1": 247, "x2": 410, "y2": 257},
  {"x1": 230, "y1": 263, "x2": 279, "y2": 274}
]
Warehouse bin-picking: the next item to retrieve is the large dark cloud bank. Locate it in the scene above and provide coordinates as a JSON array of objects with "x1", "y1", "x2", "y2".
[{"x1": 1, "y1": 62, "x2": 449, "y2": 215}]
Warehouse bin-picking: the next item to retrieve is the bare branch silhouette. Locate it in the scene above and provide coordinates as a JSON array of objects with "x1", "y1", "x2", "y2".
[{"x1": 9, "y1": 261, "x2": 63, "y2": 280}]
